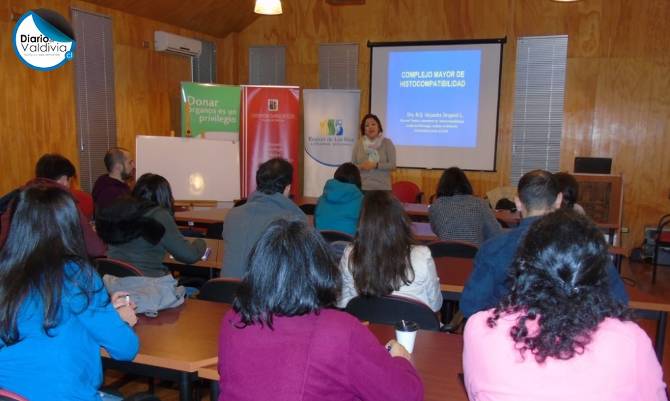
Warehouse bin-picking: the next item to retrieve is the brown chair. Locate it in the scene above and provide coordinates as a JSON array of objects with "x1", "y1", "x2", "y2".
[
  {"x1": 652, "y1": 214, "x2": 670, "y2": 284},
  {"x1": 392, "y1": 181, "x2": 423, "y2": 203},
  {"x1": 427, "y1": 240, "x2": 478, "y2": 259},
  {"x1": 95, "y1": 258, "x2": 144, "y2": 277}
]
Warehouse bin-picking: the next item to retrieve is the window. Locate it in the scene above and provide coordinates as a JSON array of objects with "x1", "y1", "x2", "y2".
[
  {"x1": 192, "y1": 40, "x2": 217, "y2": 83},
  {"x1": 319, "y1": 43, "x2": 358, "y2": 89},
  {"x1": 72, "y1": 8, "x2": 117, "y2": 192},
  {"x1": 248, "y1": 46, "x2": 285, "y2": 85},
  {"x1": 511, "y1": 35, "x2": 568, "y2": 185}
]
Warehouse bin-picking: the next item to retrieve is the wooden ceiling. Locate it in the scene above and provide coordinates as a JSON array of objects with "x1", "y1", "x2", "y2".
[{"x1": 84, "y1": 0, "x2": 260, "y2": 37}]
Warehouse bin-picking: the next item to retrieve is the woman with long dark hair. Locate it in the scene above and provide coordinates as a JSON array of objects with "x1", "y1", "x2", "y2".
[
  {"x1": 218, "y1": 219, "x2": 422, "y2": 401},
  {"x1": 429, "y1": 166, "x2": 501, "y2": 246},
  {"x1": 337, "y1": 191, "x2": 442, "y2": 311},
  {"x1": 96, "y1": 173, "x2": 206, "y2": 277},
  {"x1": 463, "y1": 209, "x2": 666, "y2": 401},
  {"x1": 0, "y1": 184, "x2": 138, "y2": 400},
  {"x1": 352, "y1": 114, "x2": 396, "y2": 191}
]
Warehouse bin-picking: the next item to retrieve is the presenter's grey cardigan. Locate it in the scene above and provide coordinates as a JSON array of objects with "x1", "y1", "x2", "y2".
[{"x1": 351, "y1": 137, "x2": 396, "y2": 191}]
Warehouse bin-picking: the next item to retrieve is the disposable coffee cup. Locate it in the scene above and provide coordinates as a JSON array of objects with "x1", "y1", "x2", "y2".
[{"x1": 395, "y1": 320, "x2": 419, "y2": 353}]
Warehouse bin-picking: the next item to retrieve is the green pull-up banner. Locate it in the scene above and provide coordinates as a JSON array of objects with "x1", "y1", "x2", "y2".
[{"x1": 180, "y1": 82, "x2": 241, "y2": 139}]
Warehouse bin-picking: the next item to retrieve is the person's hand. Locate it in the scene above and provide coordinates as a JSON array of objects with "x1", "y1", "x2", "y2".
[
  {"x1": 116, "y1": 304, "x2": 138, "y2": 327},
  {"x1": 360, "y1": 160, "x2": 377, "y2": 171},
  {"x1": 386, "y1": 340, "x2": 412, "y2": 362},
  {"x1": 112, "y1": 292, "x2": 138, "y2": 327}
]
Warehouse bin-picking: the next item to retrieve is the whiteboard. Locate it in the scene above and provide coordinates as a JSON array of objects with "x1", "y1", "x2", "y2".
[{"x1": 136, "y1": 135, "x2": 240, "y2": 201}]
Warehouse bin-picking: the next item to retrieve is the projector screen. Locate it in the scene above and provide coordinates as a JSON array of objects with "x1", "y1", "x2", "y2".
[{"x1": 369, "y1": 39, "x2": 504, "y2": 171}]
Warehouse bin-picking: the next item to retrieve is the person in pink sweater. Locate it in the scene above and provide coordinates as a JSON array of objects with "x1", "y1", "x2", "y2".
[
  {"x1": 463, "y1": 209, "x2": 667, "y2": 401},
  {"x1": 218, "y1": 219, "x2": 423, "y2": 401}
]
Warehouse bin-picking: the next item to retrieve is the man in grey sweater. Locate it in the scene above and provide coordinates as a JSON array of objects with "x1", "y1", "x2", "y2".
[{"x1": 221, "y1": 158, "x2": 307, "y2": 278}]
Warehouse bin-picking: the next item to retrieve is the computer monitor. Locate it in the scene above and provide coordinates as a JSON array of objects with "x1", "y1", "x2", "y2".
[{"x1": 574, "y1": 157, "x2": 612, "y2": 174}]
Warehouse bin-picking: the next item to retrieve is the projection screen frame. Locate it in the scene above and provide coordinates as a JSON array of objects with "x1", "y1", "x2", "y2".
[{"x1": 367, "y1": 37, "x2": 506, "y2": 172}]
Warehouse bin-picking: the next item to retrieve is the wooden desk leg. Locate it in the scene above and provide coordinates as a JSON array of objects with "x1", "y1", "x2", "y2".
[
  {"x1": 210, "y1": 380, "x2": 220, "y2": 401},
  {"x1": 655, "y1": 312, "x2": 667, "y2": 362}
]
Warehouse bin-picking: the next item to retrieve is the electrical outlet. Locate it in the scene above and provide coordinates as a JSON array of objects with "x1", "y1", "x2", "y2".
[{"x1": 621, "y1": 227, "x2": 629, "y2": 234}]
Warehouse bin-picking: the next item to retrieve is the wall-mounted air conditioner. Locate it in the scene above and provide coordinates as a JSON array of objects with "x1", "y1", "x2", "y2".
[{"x1": 154, "y1": 31, "x2": 202, "y2": 57}]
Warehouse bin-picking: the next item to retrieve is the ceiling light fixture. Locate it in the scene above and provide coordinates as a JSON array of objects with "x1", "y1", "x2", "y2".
[{"x1": 254, "y1": 0, "x2": 283, "y2": 15}]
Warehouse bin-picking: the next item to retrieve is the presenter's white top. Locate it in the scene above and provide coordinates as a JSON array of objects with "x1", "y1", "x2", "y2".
[{"x1": 337, "y1": 245, "x2": 442, "y2": 311}]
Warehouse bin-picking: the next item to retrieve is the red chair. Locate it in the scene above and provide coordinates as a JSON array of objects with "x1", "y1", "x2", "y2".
[
  {"x1": 652, "y1": 214, "x2": 670, "y2": 284},
  {"x1": 0, "y1": 389, "x2": 29, "y2": 401},
  {"x1": 94, "y1": 258, "x2": 144, "y2": 277},
  {"x1": 427, "y1": 240, "x2": 478, "y2": 258},
  {"x1": 392, "y1": 181, "x2": 423, "y2": 203}
]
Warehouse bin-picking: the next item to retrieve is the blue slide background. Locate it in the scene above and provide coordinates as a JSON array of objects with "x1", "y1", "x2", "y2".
[{"x1": 387, "y1": 50, "x2": 481, "y2": 148}]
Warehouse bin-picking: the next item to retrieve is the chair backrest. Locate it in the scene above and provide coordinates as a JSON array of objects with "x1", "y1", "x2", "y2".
[
  {"x1": 95, "y1": 258, "x2": 144, "y2": 277},
  {"x1": 0, "y1": 389, "x2": 29, "y2": 401},
  {"x1": 198, "y1": 278, "x2": 242, "y2": 304},
  {"x1": 299, "y1": 203, "x2": 316, "y2": 215},
  {"x1": 392, "y1": 181, "x2": 423, "y2": 203},
  {"x1": 427, "y1": 240, "x2": 478, "y2": 258},
  {"x1": 319, "y1": 230, "x2": 355, "y2": 243},
  {"x1": 345, "y1": 295, "x2": 440, "y2": 331},
  {"x1": 656, "y1": 214, "x2": 670, "y2": 243}
]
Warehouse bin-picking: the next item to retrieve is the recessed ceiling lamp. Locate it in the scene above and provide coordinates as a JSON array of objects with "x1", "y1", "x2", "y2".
[{"x1": 254, "y1": 0, "x2": 283, "y2": 15}]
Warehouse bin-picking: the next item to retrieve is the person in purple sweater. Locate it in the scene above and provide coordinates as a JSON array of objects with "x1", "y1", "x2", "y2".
[
  {"x1": 218, "y1": 219, "x2": 423, "y2": 401},
  {"x1": 464, "y1": 209, "x2": 666, "y2": 401}
]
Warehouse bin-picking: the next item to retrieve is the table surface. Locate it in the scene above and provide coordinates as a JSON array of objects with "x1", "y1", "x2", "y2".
[
  {"x1": 163, "y1": 237, "x2": 223, "y2": 269},
  {"x1": 197, "y1": 317, "x2": 467, "y2": 401},
  {"x1": 174, "y1": 208, "x2": 230, "y2": 224}
]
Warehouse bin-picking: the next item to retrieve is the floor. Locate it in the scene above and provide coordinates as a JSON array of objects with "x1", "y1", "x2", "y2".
[{"x1": 105, "y1": 258, "x2": 670, "y2": 401}]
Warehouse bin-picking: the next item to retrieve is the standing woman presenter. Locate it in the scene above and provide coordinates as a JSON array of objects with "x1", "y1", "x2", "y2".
[{"x1": 352, "y1": 114, "x2": 396, "y2": 191}]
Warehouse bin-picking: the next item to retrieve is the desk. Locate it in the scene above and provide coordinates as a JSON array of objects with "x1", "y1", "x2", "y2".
[
  {"x1": 174, "y1": 208, "x2": 230, "y2": 225},
  {"x1": 197, "y1": 322, "x2": 468, "y2": 401},
  {"x1": 103, "y1": 299, "x2": 229, "y2": 401},
  {"x1": 435, "y1": 258, "x2": 670, "y2": 361},
  {"x1": 163, "y1": 238, "x2": 223, "y2": 277},
  {"x1": 412, "y1": 222, "x2": 438, "y2": 242}
]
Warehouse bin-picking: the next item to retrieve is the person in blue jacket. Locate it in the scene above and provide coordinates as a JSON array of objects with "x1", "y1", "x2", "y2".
[
  {"x1": 0, "y1": 183, "x2": 139, "y2": 401},
  {"x1": 459, "y1": 170, "x2": 628, "y2": 318},
  {"x1": 315, "y1": 162, "x2": 364, "y2": 237}
]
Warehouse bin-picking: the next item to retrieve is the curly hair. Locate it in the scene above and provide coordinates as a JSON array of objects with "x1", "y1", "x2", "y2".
[{"x1": 487, "y1": 209, "x2": 630, "y2": 363}]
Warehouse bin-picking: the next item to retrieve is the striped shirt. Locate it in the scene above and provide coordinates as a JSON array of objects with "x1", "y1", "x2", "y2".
[{"x1": 428, "y1": 194, "x2": 502, "y2": 246}]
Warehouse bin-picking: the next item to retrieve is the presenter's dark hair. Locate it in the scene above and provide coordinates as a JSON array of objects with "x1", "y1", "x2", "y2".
[
  {"x1": 104, "y1": 147, "x2": 129, "y2": 173},
  {"x1": 360, "y1": 114, "x2": 384, "y2": 136},
  {"x1": 517, "y1": 170, "x2": 560, "y2": 212},
  {"x1": 256, "y1": 158, "x2": 293, "y2": 195},
  {"x1": 233, "y1": 219, "x2": 341, "y2": 328},
  {"x1": 132, "y1": 173, "x2": 174, "y2": 213},
  {"x1": 488, "y1": 209, "x2": 629, "y2": 363},
  {"x1": 349, "y1": 191, "x2": 415, "y2": 296},
  {"x1": 436, "y1": 167, "x2": 473, "y2": 198},
  {"x1": 554, "y1": 172, "x2": 579, "y2": 209},
  {"x1": 0, "y1": 184, "x2": 97, "y2": 347},
  {"x1": 35, "y1": 153, "x2": 76, "y2": 181},
  {"x1": 334, "y1": 162, "x2": 362, "y2": 189}
]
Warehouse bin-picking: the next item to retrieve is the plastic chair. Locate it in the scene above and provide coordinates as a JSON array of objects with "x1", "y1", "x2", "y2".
[
  {"x1": 0, "y1": 389, "x2": 29, "y2": 401},
  {"x1": 344, "y1": 295, "x2": 440, "y2": 331},
  {"x1": 392, "y1": 181, "x2": 423, "y2": 203},
  {"x1": 427, "y1": 240, "x2": 478, "y2": 258},
  {"x1": 319, "y1": 230, "x2": 355, "y2": 243},
  {"x1": 652, "y1": 214, "x2": 670, "y2": 284},
  {"x1": 95, "y1": 258, "x2": 144, "y2": 277},
  {"x1": 198, "y1": 278, "x2": 242, "y2": 304}
]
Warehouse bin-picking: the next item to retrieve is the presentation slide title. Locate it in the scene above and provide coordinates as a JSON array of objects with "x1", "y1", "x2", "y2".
[{"x1": 399, "y1": 70, "x2": 467, "y2": 88}]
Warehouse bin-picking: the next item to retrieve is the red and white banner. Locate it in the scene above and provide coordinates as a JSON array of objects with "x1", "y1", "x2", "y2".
[{"x1": 240, "y1": 86, "x2": 301, "y2": 198}]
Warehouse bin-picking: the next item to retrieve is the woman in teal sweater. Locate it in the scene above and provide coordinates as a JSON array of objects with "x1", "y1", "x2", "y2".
[
  {"x1": 0, "y1": 184, "x2": 139, "y2": 401},
  {"x1": 315, "y1": 163, "x2": 364, "y2": 237}
]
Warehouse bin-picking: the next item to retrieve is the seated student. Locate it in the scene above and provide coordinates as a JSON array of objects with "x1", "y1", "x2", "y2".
[
  {"x1": 92, "y1": 147, "x2": 134, "y2": 213},
  {"x1": 459, "y1": 170, "x2": 628, "y2": 318},
  {"x1": 0, "y1": 184, "x2": 139, "y2": 401},
  {"x1": 463, "y1": 209, "x2": 667, "y2": 401},
  {"x1": 0, "y1": 153, "x2": 106, "y2": 257},
  {"x1": 337, "y1": 191, "x2": 442, "y2": 312},
  {"x1": 429, "y1": 167, "x2": 502, "y2": 246},
  {"x1": 218, "y1": 219, "x2": 423, "y2": 401},
  {"x1": 315, "y1": 162, "x2": 364, "y2": 236},
  {"x1": 554, "y1": 171, "x2": 586, "y2": 214},
  {"x1": 222, "y1": 158, "x2": 306, "y2": 278},
  {"x1": 96, "y1": 173, "x2": 206, "y2": 277}
]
